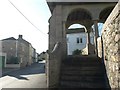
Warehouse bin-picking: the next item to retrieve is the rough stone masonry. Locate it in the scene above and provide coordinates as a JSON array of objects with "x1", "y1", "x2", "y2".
[{"x1": 101, "y1": 1, "x2": 120, "y2": 88}]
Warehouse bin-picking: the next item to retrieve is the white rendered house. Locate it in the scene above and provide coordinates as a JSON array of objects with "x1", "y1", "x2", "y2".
[{"x1": 66, "y1": 28, "x2": 94, "y2": 55}]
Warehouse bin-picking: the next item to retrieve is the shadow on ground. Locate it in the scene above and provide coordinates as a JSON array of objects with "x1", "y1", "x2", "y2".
[{"x1": 3, "y1": 62, "x2": 45, "y2": 80}]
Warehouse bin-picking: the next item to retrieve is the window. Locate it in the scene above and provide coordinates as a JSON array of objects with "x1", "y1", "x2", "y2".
[
  {"x1": 77, "y1": 38, "x2": 79, "y2": 44},
  {"x1": 80, "y1": 38, "x2": 83, "y2": 43},
  {"x1": 76, "y1": 38, "x2": 82, "y2": 44}
]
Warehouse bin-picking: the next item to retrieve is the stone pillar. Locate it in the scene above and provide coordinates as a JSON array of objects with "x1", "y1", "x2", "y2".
[
  {"x1": 47, "y1": 5, "x2": 66, "y2": 88},
  {"x1": 86, "y1": 26, "x2": 95, "y2": 55},
  {"x1": 62, "y1": 21, "x2": 67, "y2": 60},
  {"x1": 87, "y1": 30, "x2": 91, "y2": 55},
  {"x1": 93, "y1": 20, "x2": 99, "y2": 56}
]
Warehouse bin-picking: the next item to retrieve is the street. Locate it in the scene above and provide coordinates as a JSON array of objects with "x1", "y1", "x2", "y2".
[{"x1": 0, "y1": 61, "x2": 47, "y2": 89}]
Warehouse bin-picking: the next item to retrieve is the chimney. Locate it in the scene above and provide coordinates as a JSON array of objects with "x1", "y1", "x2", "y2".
[{"x1": 18, "y1": 35, "x2": 23, "y2": 39}]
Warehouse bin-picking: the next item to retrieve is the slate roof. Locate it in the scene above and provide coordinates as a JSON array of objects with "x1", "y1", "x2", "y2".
[
  {"x1": 66, "y1": 28, "x2": 85, "y2": 34},
  {"x1": 2, "y1": 37, "x2": 16, "y2": 41}
]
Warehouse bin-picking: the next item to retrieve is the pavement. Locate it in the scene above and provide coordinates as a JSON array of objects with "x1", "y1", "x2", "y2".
[{"x1": 0, "y1": 61, "x2": 47, "y2": 89}]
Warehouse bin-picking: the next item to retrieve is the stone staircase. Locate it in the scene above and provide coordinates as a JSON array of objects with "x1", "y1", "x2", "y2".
[{"x1": 59, "y1": 55, "x2": 110, "y2": 88}]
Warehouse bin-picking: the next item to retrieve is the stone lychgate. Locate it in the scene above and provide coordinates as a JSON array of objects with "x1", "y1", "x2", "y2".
[{"x1": 46, "y1": 0, "x2": 118, "y2": 88}]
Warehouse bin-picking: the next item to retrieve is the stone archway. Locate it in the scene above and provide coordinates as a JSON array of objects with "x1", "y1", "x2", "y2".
[
  {"x1": 65, "y1": 8, "x2": 95, "y2": 55},
  {"x1": 99, "y1": 6, "x2": 115, "y2": 23},
  {"x1": 66, "y1": 8, "x2": 92, "y2": 28},
  {"x1": 46, "y1": 1, "x2": 118, "y2": 88},
  {"x1": 66, "y1": 24, "x2": 89, "y2": 55}
]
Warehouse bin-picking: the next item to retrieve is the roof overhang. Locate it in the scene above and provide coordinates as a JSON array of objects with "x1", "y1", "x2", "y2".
[
  {"x1": 47, "y1": 0, "x2": 118, "y2": 2},
  {"x1": 46, "y1": 0, "x2": 119, "y2": 13}
]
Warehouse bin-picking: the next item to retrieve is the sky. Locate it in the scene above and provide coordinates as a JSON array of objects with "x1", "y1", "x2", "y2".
[
  {"x1": 0, "y1": 0, "x2": 103, "y2": 53},
  {"x1": 0, "y1": 0, "x2": 51, "y2": 53}
]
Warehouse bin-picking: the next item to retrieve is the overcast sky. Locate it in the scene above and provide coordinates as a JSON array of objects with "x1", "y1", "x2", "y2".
[{"x1": 0, "y1": 0, "x2": 51, "y2": 53}]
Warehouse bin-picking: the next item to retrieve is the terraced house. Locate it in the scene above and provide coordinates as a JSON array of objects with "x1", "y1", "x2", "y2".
[{"x1": 0, "y1": 35, "x2": 37, "y2": 69}]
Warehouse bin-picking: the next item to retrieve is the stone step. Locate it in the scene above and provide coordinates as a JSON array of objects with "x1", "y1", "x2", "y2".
[
  {"x1": 61, "y1": 70, "x2": 104, "y2": 76},
  {"x1": 60, "y1": 80, "x2": 106, "y2": 88},
  {"x1": 64, "y1": 58, "x2": 102, "y2": 62},
  {"x1": 66, "y1": 58, "x2": 101, "y2": 61},
  {"x1": 61, "y1": 66, "x2": 104, "y2": 71},
  {"x1": 61, "y1": 75, "x2": 105, "y2": 82},
  {"x1": 63, "y1": 63, "x2": 103, "y2": 67},
  {"x1": 63, "y1": 61, "x2": 101, "y2": 65},
  {"x1": 60, "y1": 56, "x2": 106, "y2": 88},
  {"x1": 66, "y1": 56, "x2": 102, "y2": 61},
  {"x1": 67, "y1": 55, "x2": 100, "y2": 58},
  {"x1": 63, "y1": 59, "x2": 102, "y2": 64}
]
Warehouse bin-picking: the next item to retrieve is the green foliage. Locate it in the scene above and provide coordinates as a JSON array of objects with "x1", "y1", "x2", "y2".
[{"x1": 73, "y1": 49, "x2": 82, "y2": 55}]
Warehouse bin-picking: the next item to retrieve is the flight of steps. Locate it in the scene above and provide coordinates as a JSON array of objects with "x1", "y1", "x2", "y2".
[{"x1": 59, "y1": 55, "x2": 109, "y2": 88}]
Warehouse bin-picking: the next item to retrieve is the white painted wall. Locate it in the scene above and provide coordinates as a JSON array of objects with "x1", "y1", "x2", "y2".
[{"x1": 67, "y1": 32, "x2": 94, "y2": 55}]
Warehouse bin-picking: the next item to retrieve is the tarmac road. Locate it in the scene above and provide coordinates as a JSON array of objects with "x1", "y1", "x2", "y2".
[{"x1": 0, "y1": 61, "x2": 47, "y2": 89}]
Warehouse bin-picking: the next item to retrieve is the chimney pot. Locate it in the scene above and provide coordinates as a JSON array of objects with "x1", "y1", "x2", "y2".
[{"x1": 19, "y1": 35, "x2": 23, "y2": 39}]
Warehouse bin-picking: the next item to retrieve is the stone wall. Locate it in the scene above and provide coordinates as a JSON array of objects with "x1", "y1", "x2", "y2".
[
  {"x1": 101, "y1": 2, "x2": 120, "y2": 88},
  {"x1": 47, "y1": 5, "x2": 66, "y2": 87},
  {"x1": 97, "y1": 37, "x2": 102, "y2": 58},
  {"x1": 1, "y1": 36, "x2": 35, "y2": 68},
  {"x1": 2, "y1": 40, "x2": 17, "y2": 61}
]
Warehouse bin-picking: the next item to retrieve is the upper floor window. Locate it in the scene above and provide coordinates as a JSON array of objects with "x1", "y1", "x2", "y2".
[
  {"x1": 80, "y1": 38, "x2": 83, "y2": 43},
  {"x1": 76, "y1": 38, "x2": 83, "y2": 44},
  {"x1": 77, "y1": 38, "x2": 79, "y2": 44}
]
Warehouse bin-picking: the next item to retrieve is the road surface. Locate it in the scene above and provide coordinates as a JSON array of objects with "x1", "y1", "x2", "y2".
[{"x1": 0, "y1": 61, "x2": 47, "y2": 89}]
